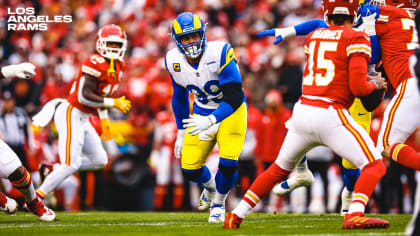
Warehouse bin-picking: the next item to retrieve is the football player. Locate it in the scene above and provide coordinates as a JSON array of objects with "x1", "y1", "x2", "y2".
[
  {"x1": 166, "y1": 12, "x2": 247, "y2": 223},
  {"x1": 404, "y1": 9, "x2": 420, "y2": 236},
  {"x1": 0, "y1": 62, "x2": 55, "y2": 221},
  {"x1": 257, "y1": 0, "x2": 417, "y2": 215},
  {"x1": 225, "y1": 0, "x2": 389, "y2": 229},
  {"x1": 33, "y1": 24, "x2": 131, "y2": 201}
]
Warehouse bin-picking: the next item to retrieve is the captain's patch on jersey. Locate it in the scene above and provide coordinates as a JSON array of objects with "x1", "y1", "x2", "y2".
[{"x1": 173, "y1": 63, "x2": 181, "y2": 72}]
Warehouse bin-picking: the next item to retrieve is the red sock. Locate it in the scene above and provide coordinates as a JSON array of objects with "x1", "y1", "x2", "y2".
[
  {"x1": 391, "y1": 143, "x2": 420, "y2": 171},
  {"x1": 243, "y1": 163, "x2": 290, "y2": 208},
  {"x1": 173, "y1": 184, "x2": 184, "y2": 210},
  {"x1": 353, "y1": 160, "x2": 386, "y2": 204},
  {"x1": 153, "y1": 185, "x2": 167, "y2": 210},
  {"x1": 10, "y1": 168, "x2": 36, "y2": 202},
  {"x1": 0, "y1": 192, "x2": 7, "y2": 208}
]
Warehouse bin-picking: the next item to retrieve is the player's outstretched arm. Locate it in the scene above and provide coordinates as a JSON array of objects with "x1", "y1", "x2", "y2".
[{"x1": 257, "y1": 19, "x2": 328, "y2": 44}]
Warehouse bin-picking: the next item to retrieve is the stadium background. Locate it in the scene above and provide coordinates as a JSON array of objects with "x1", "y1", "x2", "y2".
[{"x1": 0, "y1": 0, "x2": 418, "y2": 215}]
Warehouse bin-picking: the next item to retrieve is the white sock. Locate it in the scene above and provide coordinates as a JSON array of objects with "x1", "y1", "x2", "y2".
[
  {"x1": 202, "y1": 175, "x2": 216, "y2": 190},
  {"x1": 213, "y1": 191, "x2": 228, "y2": 205},
  {"x1": 38, "y1": 165, "x2": 76, "y2": 196},
  {"x1": 348, "y1": 202, "x2": 365, "y2": 214},
  {"x1": 232, "y1": 200, "x2": 252, "y2": 219},
  {"x1": 296, "y1": 158, "x2": 308, "y2": 173}
]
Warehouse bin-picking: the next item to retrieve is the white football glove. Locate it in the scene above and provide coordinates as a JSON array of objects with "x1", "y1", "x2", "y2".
[
  {"x1": 1, "y1": 63, "x2": 36, "y2": 79},
  {"x1": 183, "y1": 114, "x2": 217, "y2": 136},
  {"x1": 362, "y1": 13, "x2": 377, "y2": 36},
  {"x1": 174, "y1": 130, "x2": 186, "y2": 159}
]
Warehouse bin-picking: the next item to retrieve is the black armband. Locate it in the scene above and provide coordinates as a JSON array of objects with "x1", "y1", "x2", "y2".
[{"x1": 220, "y1": 82, "x2": 244, "y2": 111}]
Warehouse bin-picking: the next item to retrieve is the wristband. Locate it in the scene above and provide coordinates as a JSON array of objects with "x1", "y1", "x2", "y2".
[
  {"x1": 208, "y1": 115, "x2": 217, "y2": 125},
  {"x1": 103, "y1": 98, "x2": 114, "y2": 107}
]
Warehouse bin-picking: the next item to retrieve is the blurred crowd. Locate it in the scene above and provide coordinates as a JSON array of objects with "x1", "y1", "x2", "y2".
[{"x1": 0, "y1": 0, "x2": 418, "y2": 214}]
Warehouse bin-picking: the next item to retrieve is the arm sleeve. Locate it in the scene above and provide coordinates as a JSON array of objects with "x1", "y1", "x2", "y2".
[
  {"x1": 211, "y1": 83, "x2": 244, "y2": 122},
  {"x1": 171, "y1": 76, "x2": 190, "y2": 129},
  {"x1": 294, "y1": 19, "x2": 329, "y2": 35},
  {"x1": 349, "y1": 56, "x2": 377, "y2": 96},
  {"x1": 210, "y1": 53, "x2": 244, "y2": 123},
  {"x1": 369, "y1": 35, "x2": 381, "y2": 64}
]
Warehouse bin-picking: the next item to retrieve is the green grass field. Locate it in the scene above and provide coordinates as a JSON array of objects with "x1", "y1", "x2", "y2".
[{"x1": 0, "y1": 212, "x2": 412, "y2": 236}]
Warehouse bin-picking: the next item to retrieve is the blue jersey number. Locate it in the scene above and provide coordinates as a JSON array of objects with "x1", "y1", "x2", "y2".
[{"x1": 186, "y1": 80, "x2": 222, "y2": 104}]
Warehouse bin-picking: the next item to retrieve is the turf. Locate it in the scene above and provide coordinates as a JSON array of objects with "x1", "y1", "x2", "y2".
[{"x1": 0, "y1": 212, "x2": 412, "y2": 236}]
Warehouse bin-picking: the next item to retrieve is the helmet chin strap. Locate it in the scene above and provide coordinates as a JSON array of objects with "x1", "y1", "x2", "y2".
[{"x1": 107, "y1": 57, "x2": 116, "y2": 76}]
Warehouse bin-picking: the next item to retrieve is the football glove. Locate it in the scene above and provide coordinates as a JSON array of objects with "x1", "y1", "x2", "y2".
[
  {"x1": 362, "y1": 13, "x2": 377, "y2": 36},
  {"x1": 100, "y1": 118, "x2": 113, "y2": 141},
  {"x1": 105, "y1": 96, "x2": 131, "y2": 113},
  {"x1": 183, "y1": 114, "x2": 217, "y2": 136},
  {"x1": 1, "y1": 63, "x2": 36, "y2": 79},
  {"x1": 174, "y1": 130, "x2": 185, "y2": 159},
  {"x1": 257, "y1": 27, "x2": 296, "y2": 45}
]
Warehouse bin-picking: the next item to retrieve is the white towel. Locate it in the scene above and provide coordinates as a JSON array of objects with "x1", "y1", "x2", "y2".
[
  {"x1": 198, "y1": 123, "x2": 220, "y2": 141},
  {"x1": 32, "y1": 98, "x2": 65, "y2": 127}
]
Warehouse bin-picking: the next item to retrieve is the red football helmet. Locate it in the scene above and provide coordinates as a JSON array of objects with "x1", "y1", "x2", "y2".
[
  {"x1": 96, "y1": 24, "x2": 127, "y2": 61},
  {"x1": 383, "y1": 0, "x2": 419, "y2": 10},
  {"x1": 323, "y1": 0, "x2": 360, "y2": 24}
]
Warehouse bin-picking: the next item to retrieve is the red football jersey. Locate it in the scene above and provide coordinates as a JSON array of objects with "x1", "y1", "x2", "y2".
[
  {"x1": 376, "y1": 6, "x2": 416, "y2": 89},
  {"x1": 302, "y1": 25, "x2": 371, "y2": 109},
  {"x1": 155, "y1": 110, "x2": 177, "y2": 151},
  {"x1": 67, "y1": 53, "x2": 126, "y2": 114}
]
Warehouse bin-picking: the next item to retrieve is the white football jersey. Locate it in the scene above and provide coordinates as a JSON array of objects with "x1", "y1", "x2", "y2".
[{"x1": 165, "y1": 41, "x2": 231, "y2": 111}]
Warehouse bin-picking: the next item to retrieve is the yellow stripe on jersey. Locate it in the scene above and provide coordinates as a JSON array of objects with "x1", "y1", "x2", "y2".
[
  {"x1": 172, "y1": 20, "x2": 183, "y2": 34},
  {"x1": 377, "y1": 15, "x2": 389, "y2": 22},
  {"x1": 219, "y1": 47, "x2": 237, "y2": 73},
  {"x1": 193, "y1": 15, "x2": 201, "y2": 29},
  {"x1": 346, "y1": 44, "x2": 371, "y2": 57}
]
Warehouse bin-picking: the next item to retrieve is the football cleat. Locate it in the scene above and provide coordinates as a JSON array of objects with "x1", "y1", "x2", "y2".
[
  {"x1": 340, "y1": 188, "x2": 353, "y2": 216},
  {"x1": 27, "y1": 198, "x2": 56, "y2": 222},
  {"x1": 198, "y1": 188, "x2": 215, "y2": 211},
  {"x1": 208, "y1": 203, "x2": 225, "y2": 223},
  {"x1": 224, "y1": 212, "x2": 243, "y2": 229},
  {"x1": 273, "y1": 169, "x2": 314, "y2": 196},
  {"x1": 343, "y1": 212, "x2": 389, "y2": 229},
  {"x1": 0, "y1": 194, "x2": 18, "y2": 214}
]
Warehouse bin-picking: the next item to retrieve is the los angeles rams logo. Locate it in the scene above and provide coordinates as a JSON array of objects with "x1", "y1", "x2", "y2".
[{"x1": 173, "y1": 63, "x2": 181, "y2": 72}]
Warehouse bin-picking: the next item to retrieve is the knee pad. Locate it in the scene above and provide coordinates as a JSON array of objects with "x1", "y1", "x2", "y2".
[
  {"x1": 182, "y1": 168, "x2": 203, "y2": 181},
  {"x1": 218, "y1": 158, "x2": 238, "y2": 176}
]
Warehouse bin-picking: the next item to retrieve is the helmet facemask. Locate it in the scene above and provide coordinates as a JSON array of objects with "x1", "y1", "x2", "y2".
[
  {"x1": 172, "y1": 27, "x2": 207, "y2": 59},
  {"x1": 171, "y1": 12, "x2": 207, "y2": 59},
  {"x1": 96, "y1": 25, "x2": 127, "y2": 61},
  {"x1": 96, "y1": 37, "x2": 127, "y2": 61}
]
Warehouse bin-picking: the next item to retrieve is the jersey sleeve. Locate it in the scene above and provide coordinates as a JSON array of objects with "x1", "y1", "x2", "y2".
[
  {"x1": 346, "y1": 31, "x2": 372, "y2": 62},
  {"x1": 81, "y1": 55, "x2": 105, "y2": 79},
  {"x1": 219, "y1": 43, "x2": 242, "y2": 85},
  {"x1": 294, "y1": 19, "x2": 329, "y2": 35}
]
